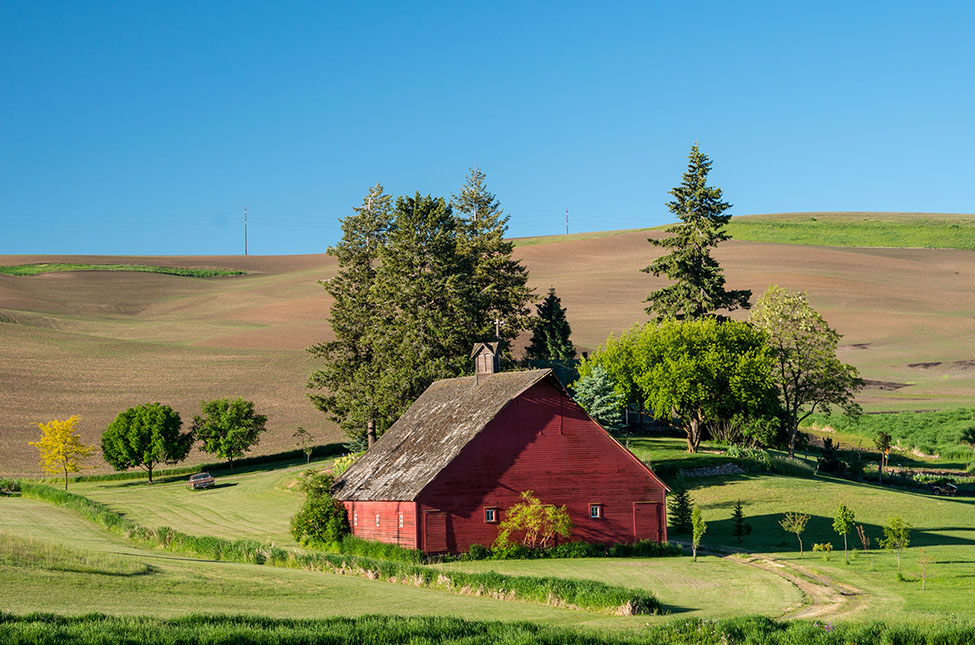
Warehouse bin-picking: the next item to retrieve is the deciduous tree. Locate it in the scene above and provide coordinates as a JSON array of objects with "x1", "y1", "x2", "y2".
[
  {"x1": 192, "y1": 398, "x2": 267, "y2": 472},
  {"x1": 643, "y1": 144, "x2": 751, "y2": 321},
  {"x1": 750, "y1": 285, "x2": 863, "y2": 457},
  {"x1": 833, "y1": 504, "x2": 855, "y2": 562},
  {"x1": 691, "y1": 507, "x2": 707, "y2": 561},
  {"x1": 29, "y1": 415, "x2": 94, "y2": 490},
  {"x1": 580, "y1": 318, "x2": 776, "y2": 452},
  {"x1": 880, "y1": 515, "x2": 912, "y2": 575},
  {"x1": 492, "y1": 490, "x2": 572, "y2": 552},
  {"x1": 101, "y1": 403, "x2": 193, "y2": 484},
  {"x1": 780, "y1": 512, "x2": 810, "y2": 556},
  {"x1": 293, "y1": 426, "x2": 314, "y2": 463}
]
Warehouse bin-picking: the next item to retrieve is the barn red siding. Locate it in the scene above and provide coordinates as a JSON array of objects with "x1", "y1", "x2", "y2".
[
  {"x1": 342, "y1": 501, "x2": 418, "y2": 548},
  {"x1": 416, "y1": 379, "x2": 667, "y2": 553}
]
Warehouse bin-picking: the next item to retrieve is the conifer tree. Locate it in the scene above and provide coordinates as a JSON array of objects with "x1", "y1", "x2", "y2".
[
  {"x1": 307, "y1": 184, "x2": 392, "y2": 443},
  {"x1": 732, "y1": 499, "x2": 748, "y2": 543},
  {"x1": 667, "y1": 485, "x2": 694, "y2": 534},
  {"x1": 525, "y1": 288, "x2": 575, "y2": 363},
  {"x1": 643, "y1": 144, "x2": 751, "y2": 320},
  {"x1": 571, "y1": 365, "x2": 624, "y2": 433},
  {"x1": 452, "y1": 166, "x2": 533, "y2": 353}
]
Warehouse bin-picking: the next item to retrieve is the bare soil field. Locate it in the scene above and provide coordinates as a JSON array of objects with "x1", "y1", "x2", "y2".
[{"x1": 3, "y1": 232, "x2": 975, "y2": 475}]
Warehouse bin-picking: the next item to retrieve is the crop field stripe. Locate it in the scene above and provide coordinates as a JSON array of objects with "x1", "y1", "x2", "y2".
[{"x1": 0, "y1": 263, "x2": 245, "y2": 277}]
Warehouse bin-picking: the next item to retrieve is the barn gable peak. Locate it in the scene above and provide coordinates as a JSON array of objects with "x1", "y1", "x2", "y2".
[{"x1": 471, "y1": 342, "x2": 499, "y2": 382}]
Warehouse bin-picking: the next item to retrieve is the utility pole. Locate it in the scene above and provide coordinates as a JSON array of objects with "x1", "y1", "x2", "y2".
[
  {"x1": 244, "y1": 205, "x2": 248, "y2": 256},
  {"x1": 565, "y1": 207, "x2": 569, "y2": 235}
]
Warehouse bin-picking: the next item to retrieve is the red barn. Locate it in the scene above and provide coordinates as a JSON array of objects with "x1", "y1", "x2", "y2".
[{"x1": 332, "y1": 344, "x2": 669, "y2": 554}]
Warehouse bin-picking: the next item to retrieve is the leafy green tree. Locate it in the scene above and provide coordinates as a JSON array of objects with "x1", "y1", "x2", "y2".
[
  {"x1": 192, "y1": 398, "x2": 267, "y2": 472},
  {"x1": 643, "y1": 144, "x2": 751, "y2": 321},
  {"x1": 293, "y1": 426, "x2": 314, "y2": 464},
  {"x1": 101, "y1": 403, "x2": 193, "y2": 484},
  {"x1": 833, "y1": 504, "x2": 856, "y2": 562},
  {"x1": 691, "y1": 507, "x2": 707, "y2": 561},
  {"x1": 290, "y1": 471, "x2": 350, "y2": 546},
  {"x1": 667, "y1": 485, "x2": 693, "y2": 534},
  {"x1": 308, "y1": 183, "x2": 392, "y2": 446},
  {"x1": 526, "y1": 288, "x2": 574, "y2": 362},
  {"x1": 571, "y1": 365, "x2": 624, "y2": 433},
  {"x1": 960, "y1": 426, "x2": 975, "y2": 453},
  {"x1": 779, "y1": 512, "x2": 810, "y2": 556},
  {"x1": 880, "y1": 515, "x2": 912, "y2": 575},
  {"x1": 452, "y1": 166, "x2": 534, "y2": 358},
  {"x1": 29, "y1": 415, "x2": 94, "y2": 490},
  {"x1": 492, "y1": 490, "x2": 572, "y2": 551},
  {"x1": 875, "y1": 431, "x2": 893, "y2": 482},
  {"x1": 580, "y1": 318, "x2": 775, "y2": 452},
  {"x1": 750, "y1": 285, "x2": 863, "y2": 458}
]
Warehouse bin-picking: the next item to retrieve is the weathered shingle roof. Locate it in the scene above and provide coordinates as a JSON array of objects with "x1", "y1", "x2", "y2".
[{"x1": 332, "y1": 369, "x2": 552, "y2": 501}]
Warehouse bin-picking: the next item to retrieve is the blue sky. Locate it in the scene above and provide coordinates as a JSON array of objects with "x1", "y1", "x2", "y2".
[{"x1": 2, "y1": 1, "x2": 973, "y2": 255}]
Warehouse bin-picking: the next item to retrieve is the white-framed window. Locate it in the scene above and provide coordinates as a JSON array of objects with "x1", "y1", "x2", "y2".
[
  {"x1": 399, "y1": 513, "x2": 404, "y2": 528},
  {"x1": 589, "y1": 504, "x2": 602, "y2": 519},
  {"x1": 353, "y1": 512, "x2": 358, "y2": 527},
  {"x1": 376, "y1": 513, "x2": 381, "y2": 527},
  {"x1": 484, "y1": 508, "x2": 498, "y2": 523}
]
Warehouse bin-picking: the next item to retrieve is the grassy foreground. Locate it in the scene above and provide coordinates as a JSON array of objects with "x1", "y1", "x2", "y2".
[
  {"x1": 0, "y1": 262, "x2": 244, "y2": 277},
  {"x1": 3, "y1": 612, "x2": 975, "y2": 645}
]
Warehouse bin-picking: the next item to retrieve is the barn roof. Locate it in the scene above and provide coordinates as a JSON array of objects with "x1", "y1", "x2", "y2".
[{"x1": 332, "y1": 369, "x2": 553, "y2": 502}]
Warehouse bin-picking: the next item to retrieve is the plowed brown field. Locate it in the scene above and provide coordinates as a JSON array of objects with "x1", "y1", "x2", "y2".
[{"x1": 3, "y1": 234, "x2": 974, "y2": 475}]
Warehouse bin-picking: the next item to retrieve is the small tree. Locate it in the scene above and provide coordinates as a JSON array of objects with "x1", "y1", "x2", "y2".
[
  {"x1": 293, "y1": 426, "x2": 314, "y2": 463},
  {"x1": 667, "y1": 485, "x2": 694, "y2": 534},
  {"x1": 526, "y1": 287, "x2": 574, "y2": 363},
  {"x1": 192, "y1": 398, "x2": 268, "y2": 472},
  {"x1": 691, "y1": 507, "x2": 707, "y2": 561},
  {"x1": 492, "y1": 490, "x2": 572, "y2": 552},
  {"x1": 918, "y1": 548, "x2": 934, "y2": 590},
  {"x1": 779, "y1": 512, "x2": 810, "y2": 557},
  {"x1": 101, "y1": 403, "x2": 193, "y2": 484},
  {"x1": 960, "y1": 427, "x2": 975, "y2": 453},
  {"x1": 731, "y1": 499, "x2": 750, "y2": 544},
  {"x1": 880, "y1": 515, "x2": 912, "y2": 575},
  {"x1": 29, "y1": 416, "x2": 94, "y2": 490},
  {"x1": 856, "y1": 524, "x2": 871, "y2": 554},
  {"x1": 290, "y1": 471, "x2": 350, "y2": 545},
  {"x1": 833, "y1": 504, "x2": 856, "y2": 562},
  {"x1": 571, "y1": 365, "x2": 625, "y2": 433},
  {"x1": 875, "y1": 431, "x2": 892, "y2": 482}
]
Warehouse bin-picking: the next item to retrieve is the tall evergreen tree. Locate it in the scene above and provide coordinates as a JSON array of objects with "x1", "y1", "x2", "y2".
[
  {"x1": 307, "y1": 184, "x2": 392, "y2": 443},
  {"x1": 366, "y1": 193, "x2": 480, "y2": 434},
  {"x1": 643, "y1": 144, "x2": 751, "y2": 320},
  {"x1": 571, "y1": 365, "x2": 624, "y2": 433},
  {"x1": 452, "y1": 166, "x2": 533, "y2": 353},
  {"x1": 525, "y1": 288, "x2": 574, "y2": 362}
]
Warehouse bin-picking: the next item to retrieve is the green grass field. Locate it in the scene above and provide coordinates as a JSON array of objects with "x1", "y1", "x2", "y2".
[
  {"x1": 0, "y1": 263, "x2": 245, "y2": 277},
  {"x1": 721, "y1": 212, "x2": 975, "y2": 249}
]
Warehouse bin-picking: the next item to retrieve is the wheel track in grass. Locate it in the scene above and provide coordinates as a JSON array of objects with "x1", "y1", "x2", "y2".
[{"x1": 673, "y1": 540, "x2": 864, "y2": 620}]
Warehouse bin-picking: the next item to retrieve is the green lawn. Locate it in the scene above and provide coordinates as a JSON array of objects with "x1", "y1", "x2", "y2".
[
  {"x1": 0, "y1": 263, "x2": 244, "y2": 277},
  {"x1": 721, "y1": 212, "x2": 975, "y2": 250}
]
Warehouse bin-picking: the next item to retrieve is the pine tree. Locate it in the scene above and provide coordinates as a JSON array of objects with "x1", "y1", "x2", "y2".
[
  {"x1": 366, "y1": 193, "x2": 480, "y2": 433},
  {"x1": 732, "y1": 499, "x2": 749, "y2": 543},
  {"x1": 571, "y1": 365, "x2": 624, "y2": 433},
  {"x1": 452, "y1": 166, "x2": 533, "y2": 357},
  {"x1": 307, "y1": 184, "x2": 392, "y2": 443},
  {"x1": 667, "y1": 485, "x2": 694, "y2": 534},
  {"x1": 526, "y1": 288, "x2": 574, "y2": 363},
  {"x1": 643, "y1": 144, "x2": 751, "y2": 321}
]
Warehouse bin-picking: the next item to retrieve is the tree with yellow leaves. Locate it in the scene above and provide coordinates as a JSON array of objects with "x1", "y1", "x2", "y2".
[{"x1": 29, "y1": 415, "x2": 94, "y2": 490}]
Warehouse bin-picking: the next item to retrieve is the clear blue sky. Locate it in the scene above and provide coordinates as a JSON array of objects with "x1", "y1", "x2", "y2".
[{"x1": 2, "y1": 1, "x2": 973, "y2": 255}]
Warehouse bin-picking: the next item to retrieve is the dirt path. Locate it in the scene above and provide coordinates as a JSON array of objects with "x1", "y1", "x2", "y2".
[{"x1": 673, "y1": 541, "x2": 864, "y2": 620}]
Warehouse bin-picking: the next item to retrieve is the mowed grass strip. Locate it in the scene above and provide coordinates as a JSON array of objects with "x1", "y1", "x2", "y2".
[
  {"x1": 720, "y1": 212, "x2": 975, "y2": 249},
  {"x1": 0, "y1": 263, "x2": 244, "y2": 277},
  {"x1": 0, "y1": 531, "x2": 150, "y2": 576}
]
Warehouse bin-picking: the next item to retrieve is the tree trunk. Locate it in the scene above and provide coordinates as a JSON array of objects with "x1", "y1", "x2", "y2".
[
  {"x1": 798, "y1": 535, "x2": 803, "y2": 556},
  {"x1": 64, "y1": 469, "x2": 68, "y2": 491},
  {"x1": 787, "y1": 421, "x2": 798, "y2": 459},
  {"x1": 367, "y1": 419, "x2": 376, "y2": 449},
  {"x1": 148, "y1": 464, "x2": 153, "y2": 484},
  {"x1": 844, "y1": 533, "x2": 848, "y2": 561},
  {"x1": 686, "y1": 418, "x2": 700, "y2": 453},
  {"x1": 229, "y1": 456, "x2": 234, "y2": 473}
]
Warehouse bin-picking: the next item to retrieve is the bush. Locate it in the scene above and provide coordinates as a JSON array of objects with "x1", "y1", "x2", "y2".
[
  {"x1": 289, "y1": 472, "x2": 350, "y2": 546},
  {"x1": 0, "y1": 478, "x2": 21, "y2": 494},
  {"x1": 726, "y1": 444, "x2": 772, "y2": 471}
]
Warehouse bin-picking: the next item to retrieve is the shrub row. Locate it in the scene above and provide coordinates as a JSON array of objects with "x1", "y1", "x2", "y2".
[
  {"x1": 3, "y1": 612, "x2": 975, "y2": 644},
  {"x1": 44, "y1": 443, "x2": 346, "y2": 484},
  {"x1": 465, "y1": 539, "x2": 682, "y2": 561},
  {"x1": 19, "y1": 483, "x2": 659, "y2": 615}
]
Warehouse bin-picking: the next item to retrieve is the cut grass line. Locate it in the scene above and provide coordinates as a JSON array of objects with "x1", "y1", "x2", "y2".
[{"x1": 0, "y1": 263, "x2": 245, "y2": 277}]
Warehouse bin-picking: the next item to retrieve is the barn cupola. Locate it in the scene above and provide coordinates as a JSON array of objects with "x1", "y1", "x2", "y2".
[{"x1": 471, "y1": 342, "x2": 499, "y2": 385}]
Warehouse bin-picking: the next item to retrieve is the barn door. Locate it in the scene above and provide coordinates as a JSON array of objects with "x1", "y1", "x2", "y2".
[
  {"x1": 424, "y1": 511, "x2": 447, "y2": 553},
  {"x1": 633, "y1": 502, "x2": 662, "y2": 542}
]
